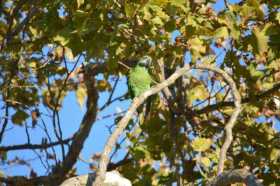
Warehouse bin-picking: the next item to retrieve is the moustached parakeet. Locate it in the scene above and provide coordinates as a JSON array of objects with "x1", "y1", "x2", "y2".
[{"x1": 128, "y1": 56, "x2": 153, "y2": 98}]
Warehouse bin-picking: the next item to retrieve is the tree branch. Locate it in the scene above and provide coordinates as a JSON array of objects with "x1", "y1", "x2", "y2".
[
  {"x1": 207, "y1": 168, "x2": 263, "y2": 186},
  {"x1": 197, "y1": 81, "x2": 280, "y2": 115},
  {"x1": 0, "y1": 105, "x2": 9, "y2": 143},
  {"x1": 0, "y1": 137, "x2": 72, "y2": 151},
  {"x1": 50, "y1": 66, "x2": 99, "y2": 185},
  {"x1": 93, "y1": 64, "x2": 191, "y2": 186},
  {"x1": 194, "y1": 65, "x2": 242, "y2": 175},
  {"x1": 93, "y1": 64, "x2": 242, "y2": 185}
]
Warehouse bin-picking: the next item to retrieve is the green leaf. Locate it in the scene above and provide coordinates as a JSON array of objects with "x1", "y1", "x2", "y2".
[
  {"x1": 214, "y1": 26, "x2": 229, "y2": 39},
  {"x1": 270, "y1": 148, "x2": 280, "y2": 162},
  {"x1": 248, "y1": 64, "x2": 264, "y2": 78},
  {"x1": 219, "y1": 12, "x2": 240, "y2": 40},
  {"x1": 125, "y1": 3, "x2": 138, "y2": 18},
  {"x1": 191, "y1": 138, "x2": 212, "y2": 152},
  {"x1": 76, "y1": 84, "x2": 87, "y2": 108},
  {"x1": 12, "y1": 110, "x2": 29, "y2": 125},
  {"x1": 132, "y1": 146, "x2": 148, "y2": 159},
  {"x1": 152, "y1": 17, "x2": 164, "y2": 26},
  {"x1": 169, "y1": 0, "x2": 187, "y2": 12},
  {"x1": 188, "y1": 38, "x2": 206, "y2": 59},
  {"x1": 252, "y1": 27, "x2": 269, "y2": 55},
  {"x1": 149, "y1": 0, "x2": 169, "y2": 6}
]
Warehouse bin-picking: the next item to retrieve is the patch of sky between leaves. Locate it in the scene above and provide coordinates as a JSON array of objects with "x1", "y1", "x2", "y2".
[
  {"x1": 212, "y1": 0, "x2": 242, "y2": 12},
  {"x1": 255, "y1": 115, "x2": 280, "y2": 132}
]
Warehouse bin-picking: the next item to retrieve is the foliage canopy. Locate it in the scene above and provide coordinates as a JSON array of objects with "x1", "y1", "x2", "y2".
[{"x1": 0, "y1": 0, "x2": 280, "y2": 185}]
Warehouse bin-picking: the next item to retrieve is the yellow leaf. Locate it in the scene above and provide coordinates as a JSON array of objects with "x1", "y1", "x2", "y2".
[
  {"x1": 76, "y1": 84, "x2": 87, "y2": 108},
  {"x1": 191, "y1": 138, "x2": 212, "y2": 152},
  {"x1": 188, "y1": 84, "x2": 209, "y2": 102},
  {"x1": 77, "y1": 0, "x2": 84, "y2": 8},
  {"x1": 149, "y1": 0, "x2": 169, "y2": 6},
  {"x1": 201, "y1": 55, "x2": 216, "y2": 64},
  {"x1": 64, "y1": 47, "x2": 74, "y2": 61},
  {"x1": 200, "y1": 157, "x2": 211, "y2": 167},
  {"x1": 29, "y1": 26, "x2": 38, "y2": 36},
  {"x1": 188, "y1": 38, "x2": 206, "y2": 59},
  {"x1": 143, "y1": 7, "x2": 152, "y2": 20},
  {"x1": 97, "y1": 80, "x2": 111, "y2": 91},
  {"x1": 253, "y1": 27, "x2": 269, "y2": 55},
  {"x1": 152, "y1": 17, "x2": 164, "y2": 26},
  {"x1": 54, "y1": 46, "x2": 64, "y2": 59},
  {"x1": 277, "y1": 12, "x2": 280, "y2": 24},
  {"x1": 116, "y1": 43, "x2": 126, "y2": 56},
  {"x1": 223, "y1": 107, "x2": 235, "y2": 115},
  {"x1": 53, "y1": 35, "x2": 69, "y2": 46},
  {"x1": 270, "y1": 148, "x2": 280, "y2": 162},
  {"x1": 214, "y1": 26, "x2": 229, "y2": 39},
  {"x1": 216, "y1": 92, "x2": 225, "y2": 102}
]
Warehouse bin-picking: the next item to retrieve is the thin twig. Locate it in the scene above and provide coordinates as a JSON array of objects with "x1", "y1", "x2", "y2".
[
  {"x1": 0, "y1": 105, "x2": 9, "y2": 142},
  {"x1": 118, "y1": 61, "x2": 130, "y2": 70},
  {"x1": 223, "y1": 0, "x2": 229, "y2": 9},
  {"x1": 0, "y1": 137, "x2": 72, "y2": 151}
]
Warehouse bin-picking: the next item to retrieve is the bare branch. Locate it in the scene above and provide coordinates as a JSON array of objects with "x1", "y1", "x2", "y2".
[
  {"x1": 0, "y1": 137, "x2": 72, "y2": 151},
  {"x1": 0, "y1": 105, "x2": 9, "y2": 142},
  {"x1": 223, "y1": 0, "x2": 229, "y2": 9}
]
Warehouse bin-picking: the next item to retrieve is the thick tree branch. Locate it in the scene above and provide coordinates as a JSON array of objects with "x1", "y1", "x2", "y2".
[
  {"x1": 93, "y1": 64, "x2": 242, "y2": 185},
  {"x1": 0, "y1": 65, "x2": 100, "y2": 186},
  {"x1": 107, "y1": 153, "x2": 131, "y2": 171},
  {"x1": 50, "y1": 66, "x2": 99, "y2": 185},
  {"x1": 207, "y1": 168, "x2": 263, "y2": 186},
  {"x1": 0, "y1": 175, "x2": 50, "y2": 186}
]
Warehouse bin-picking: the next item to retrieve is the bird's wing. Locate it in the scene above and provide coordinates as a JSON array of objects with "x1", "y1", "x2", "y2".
[{"x1": 128, "y1": 66, "x2": 152, "y2": 97}]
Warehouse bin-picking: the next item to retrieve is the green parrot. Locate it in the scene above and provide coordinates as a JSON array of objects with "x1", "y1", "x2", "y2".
[{"x1": 127, "y1": 56, "x2": 153, "y2": 98}]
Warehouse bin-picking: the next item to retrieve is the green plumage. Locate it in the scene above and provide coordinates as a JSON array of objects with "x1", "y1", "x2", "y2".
[{"x1": 128, "y1": 56, "x2": 152, "y2": 98}]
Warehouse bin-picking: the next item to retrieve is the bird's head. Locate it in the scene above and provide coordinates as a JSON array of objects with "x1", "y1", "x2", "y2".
[{"x1": 138, "y1": 55, "x2": 152, "y2": 67}]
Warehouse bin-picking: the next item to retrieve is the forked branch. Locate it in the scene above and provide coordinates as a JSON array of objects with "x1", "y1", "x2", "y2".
[{"x1": 93, "y1": 64, "x2": 242, "y2": 186}]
